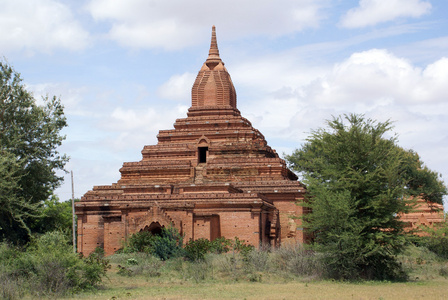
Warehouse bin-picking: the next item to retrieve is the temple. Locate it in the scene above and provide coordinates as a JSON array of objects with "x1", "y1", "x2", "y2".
[
  {"x1": 76, "y1": 26, "x2": 308, "y2": 256},
  {"x1": 75, "y1": 27, "x2": 445, "y2": 256},
  {"x1": 400, "y1": 198, "x2": 445, "y2": 235}
]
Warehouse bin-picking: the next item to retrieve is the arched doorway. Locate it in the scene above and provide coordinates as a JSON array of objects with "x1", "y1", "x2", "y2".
[{"x1": 141, "y1": 221, "x2": 164, "y2": 236}]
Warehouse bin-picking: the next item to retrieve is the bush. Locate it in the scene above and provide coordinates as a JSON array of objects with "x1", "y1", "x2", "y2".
[
  {"x1": 0, "y1": 231, "x2": 109, "y2": 298},
  {"x1": 126, "y1": 231, "x2": 156, "y2": 253},
  {"x1": 419, "y1": 221, "x2": 448, "y2": 259},
  {"x1": 184, "y1": 237, "x2": 251, "y2": 262},
  {"x1": 185, "y1": 238, "x2": 212, "y2": 261},
  {"x1": 151, "y1": 227, "x2": 185, "y2": 260},
  {"x1": 245, "y1": 249, "x2": 270, "y2": 272},
  {"x1": 120, "y1": 227, "x2": 185, "y2": 260},
  {"x1": 209, "y1": 237, "x2": 232, "y2": 254},
  {"x1": 271, "y1": 243, "x2": 325, "y2": 279},
  {"x1": 0, "y1": 268, "x2": 25, "y2": 300}
]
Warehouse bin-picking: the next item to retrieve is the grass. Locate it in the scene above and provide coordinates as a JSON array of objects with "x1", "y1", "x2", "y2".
[
  {"x1": 60, "y1": 245, "x2": 448, "y2": 300},
  {"x1": 5, "y1": 243, "x2": 448, "y2": 299},
  {"x1": 67, "y1": 277, "x2": 448, "y2": 300}
]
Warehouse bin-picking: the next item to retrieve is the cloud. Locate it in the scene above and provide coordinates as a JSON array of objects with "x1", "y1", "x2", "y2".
[
  {"x1": 308, "y1": 50, "x2": 448, "y2": 106},
  {"x1": 86, "y1": 0, "x2": 328, "y2": 50},
  {"x1": 0, "y1": 0, "x2": 90, "y2": 55},
  {"x1": 340, "y1": 0, "x2": 431, "y2": 28},
  {"x1": 26, "y1": 82, "x2": 91, "y2": 116},
  {"x1": 100, "y1": 105, "x2": 189, "y2": 151},
  {"x1": 229, "y1": 48, "x2": 448, "y2": 173},
  {"x1": 157, "y1": 72, "x2": 196, "y2": 101}
]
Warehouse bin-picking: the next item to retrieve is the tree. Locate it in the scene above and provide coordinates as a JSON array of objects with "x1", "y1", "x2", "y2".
[
  {"x1": 31, "y1": 196, "x2": 75, "y2": 239},
  {"x1": 285, "y1": 114, "x2": 447, "y2": 280},
  {"x1": 0, "y1": 60, "x2": 68, "y2": 243}
]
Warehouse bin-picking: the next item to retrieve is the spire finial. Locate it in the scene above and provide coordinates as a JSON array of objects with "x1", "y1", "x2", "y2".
[
  {"x1": 207, "y1": 25, "x2": 220, "y2": 62},
  {"x1": 191, "y1": 25, "x2": 237, "y2": 109}
]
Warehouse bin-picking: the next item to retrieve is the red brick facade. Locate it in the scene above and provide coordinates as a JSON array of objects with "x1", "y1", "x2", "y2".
[
  {"x1": 76, "y1": 27, "x2": 308, "y2": 256},
  {"x1": 400, "y1": 198, "x2": 445, "y2": 235}
]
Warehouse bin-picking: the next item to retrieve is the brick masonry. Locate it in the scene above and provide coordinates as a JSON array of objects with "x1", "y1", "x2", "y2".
[
  {"x1": 76, "y1": 26, "x2": 443, "y2": 256},
  {"x1": 76, "y1": 26, "x2": 308, "y2": 256}
]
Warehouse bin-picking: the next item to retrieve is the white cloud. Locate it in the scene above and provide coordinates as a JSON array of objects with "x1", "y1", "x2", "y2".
[
  {"x1": 86, "y1": 0, "x2": 328, "y2": 50},
  {"x1": 100, "y1": 105, "x2": 188, "y2": 151},
  {"x1": 308, "y1": 50, "x2": 448, "y2": 106},
  {"x1": 26, "y1": 82, "x2": 91, "y2": 116},
  {"x1": 340, "y1": 0, "x2": 431, "y2": 28},
  {"x1": 157, "y1": 72, "x2": 196, "y2": 101},
  {"x1": 229, "y1": 49, "x2": 448, "y2": 178},
  {"x1": 0, "y1": 0, "x2": 90, "y2": 54}
]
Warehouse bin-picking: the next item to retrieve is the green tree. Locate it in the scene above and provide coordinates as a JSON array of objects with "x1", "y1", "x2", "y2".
[
  {"x1": 0, "y1": 60, "x2": 68, "y2": 243},
  {"x1": 286, "y1": 114, "x2": 447, "y2": 280},
  {"x1": 31, "y1": 196, "x2": 75, "y2": 240}
]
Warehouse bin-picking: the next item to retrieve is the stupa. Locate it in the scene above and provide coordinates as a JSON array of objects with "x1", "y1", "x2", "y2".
[{"x1": 76, "y1": 26, "x2": 308, "y2": 256}]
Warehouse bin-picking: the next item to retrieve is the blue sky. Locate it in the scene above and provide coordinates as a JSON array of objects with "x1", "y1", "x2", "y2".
[{"x1": 1, "y1": 0, "x2": 448, "y2": 208}]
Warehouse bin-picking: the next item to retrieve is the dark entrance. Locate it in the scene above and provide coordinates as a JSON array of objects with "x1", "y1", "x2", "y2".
[
  {"x1": 141, "y1": 221, "x2": 163, "y2": 236},
  {"x1": 198, "y1": 147, "x2": 208, "y2": 163}
]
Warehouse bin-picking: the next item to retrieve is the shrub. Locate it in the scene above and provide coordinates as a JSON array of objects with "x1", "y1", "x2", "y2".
[
  {"x1": 79, "y1": 247, "x2": 111, "y2": 288},
  {"x1": 127, "y1": 231, "x2": 156, "y2": 253},
  {"x1": 183, "y1": 260, "x2": 212, "y2": 282},
  {"x1": 232, "y1": 237, "x2": 254, "y2": 262},
  {"x1": 271, "y1": 243, "x2": 325, "y2": 279},
  {"x1": 0, "y1": 268, "x2": 25, "y2": 300},
  {"x1": 150, "y1": 227, "x2": 185, "y2": 260},
  {"x1": 245, "y1": 249, "x2": 270, "y2": 272},
  {"x1": 419, "y1": 220, "x2": 448, "y2": 259},
  {"x1": 120, "y1": 227, "x2": 185, "y2": 260},
  {"x1": 209, "y1": 237, "x2": 232, "y2": 254},
  {"x1": 0, "y1": 231, "x2": 109, "y2": 298},
  {"x1": 184, "y1": 238, "x2": 212, "y2": 261},
  {"x1": 114, "y1": 253, "x2": 164, "y2": 277},
  {"x1": 184, "y1": 237, "x2": 233, "y2": 261}
]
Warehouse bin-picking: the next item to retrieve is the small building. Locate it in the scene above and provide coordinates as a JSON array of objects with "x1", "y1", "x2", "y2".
[{"x1": 76, "y1": 27, "x2": 308, "y2": 256}]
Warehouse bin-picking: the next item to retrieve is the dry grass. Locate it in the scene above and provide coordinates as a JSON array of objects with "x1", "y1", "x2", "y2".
[
  {"x1": 62, "y1": 251, "x2": 448, "y2": 300},
  {"x1": 66, "y1": 276, "x2": 448, "y2": 300}
]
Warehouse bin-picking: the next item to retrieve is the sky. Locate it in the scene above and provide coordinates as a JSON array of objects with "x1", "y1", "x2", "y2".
[{"x1": 1, "y1": 0, "x2": 448, "y2": 209}]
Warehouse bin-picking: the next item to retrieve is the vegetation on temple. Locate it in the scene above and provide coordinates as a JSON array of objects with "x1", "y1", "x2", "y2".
[{"x1": 285, "y1": 114, "x2": 447, "y2": 280}]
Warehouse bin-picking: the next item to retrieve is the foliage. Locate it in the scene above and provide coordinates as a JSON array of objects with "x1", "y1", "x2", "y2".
[
  {"x1": 418, "y1": 217, "x2": 448, "y2": 259},
  {"x1": 270, "y1": 243, "x2": 325, "y2": 278},
  {"x1": 0, "y1": 231, "x2": 109, "y2": 298},
  {"x1": 150, "y1": 227, "x2": 185, "y2": 260},
  {"x1": 124, "y1": 230, "x2": 155, "y2": 253},
  {"x1": 81, "y1": 246, "x2": 111, "y2": 287},
  {"x1": 0, "y1": 60, "x2": 68, "y2": 243},
  {"x1": 120, "y1": 227, "x2": 185, "y2": 260},
  {"x1": 398, "y1": 243, "x2": 448, "y2": 281},
  {"x1": 286, "y1": 114, "x2": 446, "y2": 280},
  {"x1": 184, "y1": 237, "x2": 232, "y2": 261},
  {"x1": 231, "y1": 236, "x2": 254, "y2": 260},
  {"x1": 184, "y1": 238, "x2": 212, "y2": 261},
  {"x1": 400, "y1": 150, "x2": 447, "y2": 204},
  {"x1": 0, "y1": 151, "x2": 36, "y2": 239},
  {"x1": 111, "y1": 253, "x2": 163, "y2": 278},
  {"x1": 31, "y1": 196, "x2": 75, "y2": 240}
]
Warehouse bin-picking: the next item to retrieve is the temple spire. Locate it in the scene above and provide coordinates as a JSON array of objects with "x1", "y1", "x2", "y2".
[
  {"x1": 191, "y1": 26, "x2": 237, "y2": 109},
  {"x1": 206, "y1": 25, "x2": 221, "y2": 65}
]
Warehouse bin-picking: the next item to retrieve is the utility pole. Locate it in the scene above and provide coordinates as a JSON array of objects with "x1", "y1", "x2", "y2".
[{"x1": 71, "y1": 171, "x2": 76, "y2": 253}]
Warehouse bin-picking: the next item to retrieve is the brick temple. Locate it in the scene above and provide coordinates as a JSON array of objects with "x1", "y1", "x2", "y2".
[
  {"x1": 400, "y1": 198, "x2": 445, "y2": 234},
  {"x1": 76, "y1": 27, "x2": 308, "y2": 256}
]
